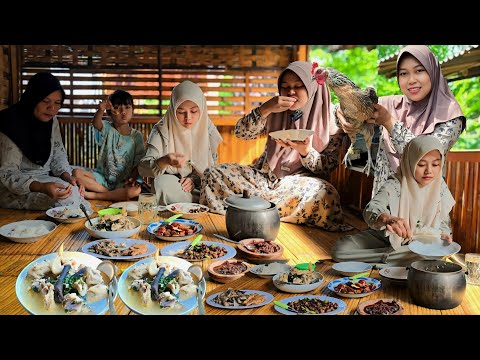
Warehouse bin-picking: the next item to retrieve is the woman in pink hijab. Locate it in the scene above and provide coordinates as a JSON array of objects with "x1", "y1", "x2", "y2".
[
  {"x1": 337, "y1": 45, "x2": 465, "y2": 197},
  {"x1": 201, "y1": 61, "x2": 352, "y2": 231}
]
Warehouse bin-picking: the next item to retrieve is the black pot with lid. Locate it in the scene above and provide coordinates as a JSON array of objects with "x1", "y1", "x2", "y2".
[{"x1": 224, "y1": 190, "x2": 280, "y2": 242}]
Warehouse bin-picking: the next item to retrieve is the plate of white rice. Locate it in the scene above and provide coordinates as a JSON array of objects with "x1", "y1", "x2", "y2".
[{"x1": 0, "y1": 220, "x2": 57, "y2": 244}]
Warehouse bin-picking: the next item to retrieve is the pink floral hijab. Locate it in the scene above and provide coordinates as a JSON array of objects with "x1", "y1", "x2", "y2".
[
  {"x1": 266, "y1": 61, "x2": 339, "y2": 178},
  {"x1": 379, "y1": 45, "x2": 464, "y2": 172}
]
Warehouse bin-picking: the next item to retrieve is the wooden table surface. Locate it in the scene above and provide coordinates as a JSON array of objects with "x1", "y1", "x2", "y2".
[{"x1": 1, "y1": 201, "x2": 479, "y2": 315}]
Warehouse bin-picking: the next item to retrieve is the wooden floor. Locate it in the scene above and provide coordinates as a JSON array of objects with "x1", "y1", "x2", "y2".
[{"x1": 1, "y1": 201, "x2": 479, "y2": 315}]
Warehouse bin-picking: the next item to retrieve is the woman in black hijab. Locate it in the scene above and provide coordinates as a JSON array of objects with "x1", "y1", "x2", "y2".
[{"x1": 0, "y1": 72, "x2": 88, "y2": 210}]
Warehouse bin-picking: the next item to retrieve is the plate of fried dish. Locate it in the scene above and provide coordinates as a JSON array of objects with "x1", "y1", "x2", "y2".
[
  {"x1": 274, "y1": 295, "x2": 347, "y2": 315},
  {"x1": 15, "y1": 244, "x2": 116, "y2": 315},
  {"x1": 117, "y1": 252, "x2": 206, "y2": 315},
  {"x1": 81, "y1": 238, "x2": 157, "y2": 261},
  {"x1": 147, "y1": 219, "x2": 203, "y2": 242},
  {"x1": 160, "y1": 240, "x2": 236, "y2": 261},
  {"x1": 327, "y1": 277, "x2": 381, "y2": 298},
  {"x1": 206, "y1": 288, "x2": 274, "y2": 309}
]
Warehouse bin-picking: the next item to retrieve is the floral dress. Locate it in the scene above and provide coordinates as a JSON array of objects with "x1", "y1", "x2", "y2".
[
  {"x1": 372, "y1": 118, "x2": 464, "y2": 197},
  {"x1": 200, "y1": 108, "x2": 353, "y2": 232},
  {"x1": 0, "y1": 117, "x2": 89, "y2": 210}
]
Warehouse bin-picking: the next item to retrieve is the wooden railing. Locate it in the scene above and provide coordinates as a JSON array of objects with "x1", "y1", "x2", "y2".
[{"x1": 58, "y1": 117, "x2": 480, "y2": 253}]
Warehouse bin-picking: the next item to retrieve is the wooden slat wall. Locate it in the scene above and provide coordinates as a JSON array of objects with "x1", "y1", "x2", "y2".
[
  {"x1": 21, "y1": 68, "x2": 280, "y2": 123},
  {"x1": 0, "y1": 45, "x2": 11, "y2": 110},
  {"x1": 445, "y1": 151, "x2": 480, "y2": 253},
  {"x1": 330, "y1": 150, "x2": 480, "y2": 253}
]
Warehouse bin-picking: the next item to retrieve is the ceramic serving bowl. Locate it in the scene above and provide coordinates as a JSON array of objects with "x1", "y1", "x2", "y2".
[
  {"x1": 357, "y1": 298, "x2": 404, "y2": 315},
  {"x1": 0, "y1": 220, "x2": 57, "y2": 244},
  {"x1": 237, "y1": 238, "x2": 284, "y2": 261},
  {"x1": 207, "y1": 259, "x2": 251, "y2": 283},
  {"x1": 84, "y1": 216, "x2": 142, "y2": 239},
  {"x1": 272, "y1": 270, "x2": 324, "y2": 293}
]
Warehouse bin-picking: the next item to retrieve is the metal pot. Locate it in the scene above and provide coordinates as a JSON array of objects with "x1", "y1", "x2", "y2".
[
  {"x1": 224, "y1": 190, "x2": 280, "y2": 242},
  {"x1": 407, "y1": 260, "x2": 466, "y2": 310}
]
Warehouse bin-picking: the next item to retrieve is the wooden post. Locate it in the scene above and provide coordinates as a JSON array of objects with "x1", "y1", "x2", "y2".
[{"x1": 296, "y1": 45, "x2": 308, "y2": 61}]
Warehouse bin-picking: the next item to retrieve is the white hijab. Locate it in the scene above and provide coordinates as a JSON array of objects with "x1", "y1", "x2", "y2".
[
  {"x1": 388, "y1": 135, "x2": 455, "y2": 250},
  {"x1": 152, "y1": 80, "x2": 221, "y2": 177}
]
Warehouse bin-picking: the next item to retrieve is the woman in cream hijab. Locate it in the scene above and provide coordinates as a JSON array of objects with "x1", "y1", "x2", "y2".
[
  {"x1": 138, "y1": 81, "x2": 223, "y2": 205},
  {"x1": 332, "y1": 135, "x2": 455, "y2": 266}
]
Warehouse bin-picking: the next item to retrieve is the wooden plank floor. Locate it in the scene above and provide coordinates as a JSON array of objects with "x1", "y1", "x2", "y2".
[{"x1": 1, "y1": 201, "x2": 479, "y2": 315}]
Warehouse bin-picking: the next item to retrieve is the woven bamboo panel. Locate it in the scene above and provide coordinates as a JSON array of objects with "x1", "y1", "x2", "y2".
[
  {"x1": 0, "y1": 45, "x2": 10, "y2": 110},
  {"x1": 57, "y1": 117, "x2": 266, "y2": 169}
]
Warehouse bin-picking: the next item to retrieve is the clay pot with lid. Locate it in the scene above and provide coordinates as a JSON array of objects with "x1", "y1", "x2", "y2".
[{"x1": 224, "y1": 189, "x2": 280, "y2": 242}]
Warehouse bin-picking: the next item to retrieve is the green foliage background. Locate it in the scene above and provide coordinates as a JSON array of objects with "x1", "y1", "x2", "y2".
[{"x1": 309, "y1": 45, "x2": 480, "y2": 150}]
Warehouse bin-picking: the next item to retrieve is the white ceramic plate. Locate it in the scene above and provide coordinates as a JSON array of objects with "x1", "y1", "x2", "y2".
[
  {"x1": 206, "y1": 289, "x2": 274, "y2": 310},
  {"x1": 379, "y1": 266, "x2": 409, "y2": 281},
  {"x1": 117, "y1": 256, "x2": 206, "y2": 315},
  {"x1": 166, "y1": 203, "x2": 209, "y2": 220},
  {"x1": 269, "y1": 129, "x2": 314, "y2": 142},
  {"x1": 327, "y1": 277, "x2": 382, "y2": 299},
  {"x1": 81, "y1": 238, "x2": 157, "y2": 261},
  {"x1": 332, "y1": 261, "x2": 372, "y2": 277},
  {"x1": 146, "y1": 219, "x2": 203, "y2": 242},
  {"x1": 0, "y1": 220, "x2": 57, "y2": 244},
  {"x1": 249, "y1": 263, "x2": 292, "y2": 279},
  {"x1": 110, "y1": 201, "x2": 139, "y2": 213},
  {"x1": 16, "y1": 251, "x2": 116, "y2": 315},
  {"x1": 46, "y1": 205, "x2": 93, "y2": 224},
  {"x1": 274, "y1": 295, "x2": 347, "y2": 315},
  {"x1": 160, "y1": 241, "x2": 236, "y2": 261},
  {"x1": 408, "y1": 239, "x2": 461, "y2": 260}
]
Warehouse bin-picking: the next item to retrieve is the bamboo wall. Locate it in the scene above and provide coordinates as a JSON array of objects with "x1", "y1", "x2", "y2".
[{"x1": 58, "y1": 117, "x2": 267, "y2": 168}]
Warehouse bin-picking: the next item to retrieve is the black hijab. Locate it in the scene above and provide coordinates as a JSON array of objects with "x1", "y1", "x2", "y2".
[{"x1": 0, "y1": 72, "x2": 65, "y2": 166}]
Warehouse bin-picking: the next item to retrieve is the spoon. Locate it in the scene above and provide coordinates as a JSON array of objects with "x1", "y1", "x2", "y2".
[
  {"x1": 79, "y1": 204, "x2": 94, "y2": 227},
  {"x1": 187, "y1": 264, "x2": 205, "y2": 315},
  {"x1": 212, "y1": 233, "x2": 239, "y2": 244},
  {"x1": 184, "y1": 234, "x2": 203, "y2": 252},
  {"x1": 96, "y1": 260, "x2": 117, "y2": 315},
  {"x1": 162, "y1": 213, "x2": 183, "y2": 225}
]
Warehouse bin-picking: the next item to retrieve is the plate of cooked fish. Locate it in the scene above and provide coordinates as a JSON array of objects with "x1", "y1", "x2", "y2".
[{"x1": 16, "y1": 245, "x2": 116, "y2": 315}]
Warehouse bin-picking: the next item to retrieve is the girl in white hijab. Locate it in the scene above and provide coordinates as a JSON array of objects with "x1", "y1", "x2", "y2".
[
  {"x1": 332, "y1": 135, "x2": 455, "y2": 266},
  {"x1": 138, "y1": 81, "x2": 223, "y2": 205}
]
